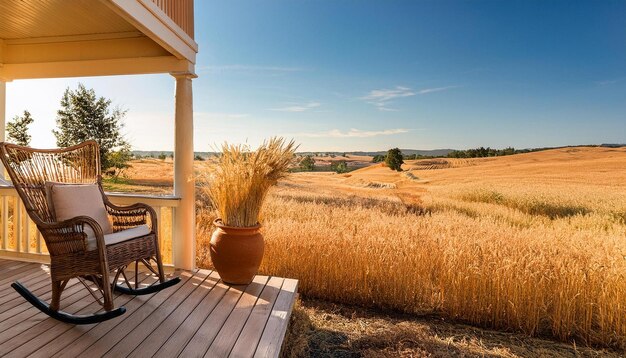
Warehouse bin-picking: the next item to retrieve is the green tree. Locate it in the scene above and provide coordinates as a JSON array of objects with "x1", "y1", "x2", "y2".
[
  {"x1": 372, "y1": 154, "x2": 385, "y2": 163},
  {"x1": 385, "y1": 148, "x2": 404, "y2": 171},
  {"x1": 158, "y1": 152, "x2": 167, "y2": 160},
  {"x1": 299, "y1": 155, "x2": 315, "y2": 171},
  {"x1": 6, "y1": 110, "x2": 34, "y2": 146},
  {"x1": 194, "y1": 154, "x2": 205, "y2": 161},
  {"x1": 106, "y1": 144, "x2": 133, "y2": 179},
  {"x1": 53, "y1": 83, "x2": 128, "y2": 171},
  {"x1": 331, "y1": 160, "x2": 349, "y2": 174}
]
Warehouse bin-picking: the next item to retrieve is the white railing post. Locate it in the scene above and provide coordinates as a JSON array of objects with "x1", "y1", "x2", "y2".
[
  {"x1": 172, "y1": 71, "x2": 196, "y2": 270},
  {"x1": 0, "y1": 189, "x2": 180, "y2": 264},
  {"x1": 1, "y1": 196, "x2": 7, "y2": 250}
]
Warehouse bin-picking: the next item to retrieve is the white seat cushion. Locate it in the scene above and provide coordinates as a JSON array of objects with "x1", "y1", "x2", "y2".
[
  {"x1": 45, "y1": 182, "x2": 113, "y2": 239},
  {"x1": 86, "y1": 224, "x2": 151, "y2": 251}
]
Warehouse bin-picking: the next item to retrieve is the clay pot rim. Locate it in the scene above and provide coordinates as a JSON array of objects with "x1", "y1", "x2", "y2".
[{"x1": 213, "y1": 218, "x2": 261, "y2": 231}]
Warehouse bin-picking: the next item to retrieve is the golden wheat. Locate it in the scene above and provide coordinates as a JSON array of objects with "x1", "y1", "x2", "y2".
[
  {"x1": 103, "y1": 146, "x2": 626, "y2": 349},
  {"x1": 198, "y1": 137, "x2": 296, "y2": 227},
  {"x1": 196, "y1": 175, "x2": 626, "y2": 349}
]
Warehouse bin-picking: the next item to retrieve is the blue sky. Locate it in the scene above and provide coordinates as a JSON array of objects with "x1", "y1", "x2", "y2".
[{"x1": 6, "y1": 0, "x2": 626, "y2": 151}]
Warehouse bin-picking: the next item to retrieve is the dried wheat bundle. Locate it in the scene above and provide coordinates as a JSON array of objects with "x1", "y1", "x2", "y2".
[{"x1": 200, "y1": 137, "x2": 297, "y2": 227}]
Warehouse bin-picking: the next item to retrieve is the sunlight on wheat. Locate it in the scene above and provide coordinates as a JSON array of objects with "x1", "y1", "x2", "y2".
[{"x1": 197, "y1": 179, "x2": 626, "y2": 349}]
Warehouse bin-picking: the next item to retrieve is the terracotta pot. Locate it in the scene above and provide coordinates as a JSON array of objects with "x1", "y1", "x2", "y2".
[{"x1": 209, "y1": 219, "x2": 264, "y2": 285}]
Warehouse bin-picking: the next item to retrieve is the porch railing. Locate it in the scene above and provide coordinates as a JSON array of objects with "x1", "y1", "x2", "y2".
[
  {"x1": 0, "y1": 186, "x2": 179, "y2": 266},
  {"x1": 149, "y1": 0, "x2": 194, "y2": 38}
]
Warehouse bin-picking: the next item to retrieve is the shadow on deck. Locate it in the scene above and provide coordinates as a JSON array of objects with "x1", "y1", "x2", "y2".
[{"x1": 0, "y1": 258, "x2": 298, "y2": 357}]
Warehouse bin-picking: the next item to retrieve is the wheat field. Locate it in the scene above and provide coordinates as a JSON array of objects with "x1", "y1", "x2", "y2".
[
  {"x1": 96, "y1": 147, "x2": 626, "y2": 349},
  {"x1": 196, "y1": 147, "x2": 626, "y2": 349}
]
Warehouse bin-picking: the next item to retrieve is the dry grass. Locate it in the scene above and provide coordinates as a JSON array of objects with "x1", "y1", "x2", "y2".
[
  {"x1": 198, "y1": 137, "x2": 296, "y2": 227},
  {"x1": 282, "y1": 299, "x2": 620, "y2": 357},
  {"x1": 195, "y1": 147, "x2": 626, "y2": 350}
]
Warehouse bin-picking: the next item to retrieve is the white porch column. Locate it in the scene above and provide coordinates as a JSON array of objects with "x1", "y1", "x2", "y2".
[
  {"x1": 0, "y1": 81, "x2": 6, "y2": 180},
  {"x1": 172, "y1": 72, "x2": 196, "y2": 270}
]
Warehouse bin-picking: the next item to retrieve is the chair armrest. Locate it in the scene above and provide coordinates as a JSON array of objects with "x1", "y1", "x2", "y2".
[
  {"x1": 103, "y1": 200, "x2": 158, "y2": 233},
  {"x1": 39, "y1": 216, "x2": 106, "y2": 255}
]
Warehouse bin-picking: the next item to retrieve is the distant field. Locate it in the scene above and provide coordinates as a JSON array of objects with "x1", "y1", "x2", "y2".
[{"x1": 108, "y1": 147, "x2": 626, "y2": 350}]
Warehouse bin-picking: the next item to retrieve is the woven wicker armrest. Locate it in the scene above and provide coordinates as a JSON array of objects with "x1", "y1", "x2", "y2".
[
  {"x1": 104, "y1": 200, "x2": 158, "y2": 233},
  {"x1": 38, "y1": 216, "x2": 106, "y2": 255}
]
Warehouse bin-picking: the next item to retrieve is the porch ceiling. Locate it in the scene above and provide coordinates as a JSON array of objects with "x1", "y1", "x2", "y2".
[
  {"x1": 0, "y1": 0, "x2": 135, "y2": 40},
  {"x1": 0, "y1": 0, "x2": 196, "y2": 81}
]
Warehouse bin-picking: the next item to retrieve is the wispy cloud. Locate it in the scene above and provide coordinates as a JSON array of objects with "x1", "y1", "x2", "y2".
[
  {"x1": 199, "y1": 64, "x2": 306, "y2": 74},
  {"x1": 596, "y1": 77, "x2": 626, "y2": 86},
  {"x1": 361, "y1": 85, "x2": 459, "y2": 111},
  {"x1": 268, "y1": 102, "x2": 321, "y2": 112},
  {"x1": 417, "y1": 85, "x2": 460, "y2": 94},
  {"x1": 295, "y1": 128, "x2": 409, "y2": 138},
  {"x1": 362, "y1": 86, "x2": 416, "y2": 105}
]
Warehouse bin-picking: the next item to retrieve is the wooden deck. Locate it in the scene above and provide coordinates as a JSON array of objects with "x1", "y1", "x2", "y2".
[{"x1": 0, "y1": 258, "x2": 298, "y2": 358}]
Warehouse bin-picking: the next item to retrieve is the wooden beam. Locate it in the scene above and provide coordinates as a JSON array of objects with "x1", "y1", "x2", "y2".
[
  {"x1": 0, "y1": 56, "x2": 193, "y2": 80},
  {"x1": 0, "y1": 38, "x2": 4, "y2": 65},
  {"x1": 102, "y1": 0, "x2": 198, "y2": 64},
  {"x1": 3, "y1": 35, "x2": 170, "y2": 64},
  {"x1": 3, "y1": 31, "x2": 146, "y2": 45}
]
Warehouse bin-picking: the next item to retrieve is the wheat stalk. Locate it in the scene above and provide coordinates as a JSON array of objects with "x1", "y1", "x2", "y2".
[{"x1": 199, "y1": 137, "x2": 297, "y2": 227}]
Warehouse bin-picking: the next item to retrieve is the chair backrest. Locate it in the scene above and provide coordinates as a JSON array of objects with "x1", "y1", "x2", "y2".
[{"x1": 0, "y1": 141, "x2": 101, "y2": 224}]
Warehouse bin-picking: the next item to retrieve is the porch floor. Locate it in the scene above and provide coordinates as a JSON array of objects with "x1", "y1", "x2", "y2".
[{"x1": 0, "y1": 258, "x2": 298, "y2": 358}]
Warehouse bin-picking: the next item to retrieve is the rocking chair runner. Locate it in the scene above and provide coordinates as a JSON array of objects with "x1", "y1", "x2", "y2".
[{"x1": 0, "y1": 140, "x2": 180, "y2": 324}]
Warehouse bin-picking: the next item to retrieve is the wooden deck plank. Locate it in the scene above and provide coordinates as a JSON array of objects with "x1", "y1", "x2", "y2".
[
  {"x1": 0, "y1": 269, "x2": 51, "y2": 302},
  {"x1": 0, "y1": 265, "x2": 51, "y2": 293},
  {"x1": 0, "y1": 259, "x2": 298, "y2": 358},
  {"x1": 28, "y1": 272, "x2": 159, "y2": 357},
  {"x1": 0, "y1": 261, "x2": 43, "y2": 284},
  {"x1": 0, "y1": 274, "x2": 61, "y2": 315},
  {"x1": 0, "y1": 264, "x2": 51, "y2": 306},
  {"x1": 101, "y1": 270, "x2": 211, "y2": 357},
  {"x1": 0, "y1": 280, "x2": 65, "y2": 331},
  {"x1": 45, "y1": 271, "x2": 164, "y2": 358},
  {"x1": 0, "y1": 259, "x2": 28, "y2": 270},
  {"x1": 0, "y1": 259, "x2": 31, "y2": 273},
  {"x1": 0, "y1": 280, "x2": 94, "y2": 352},
  {"x1": 152, "y1": 277, "x2": 230, "y2": 358},
  {"x1": 3, "y1": 280, "x2": 139, "y2": 358},
  {"x1": 230, "y1": 276, "x2": 285, "y2": 358},
  {"x1": 64, "y1": 270, "x2": 195, "y2": 357},
  {"x1": 204, "y1": 275, "x2": 271, "y2": 358},
  {"x1": 20, "y1": 272, "x2": 156, "y2": 358},
  {"x1": 125, "y1": 270, "x2": 220, "y2": 358},
  {"x1": 178, "y1": 281, "x2": 255, "y2": 357},
  {"x1": 0, "y1": 264, "x2": 153, "y2": 352},
  {"x1": 254, "y1": 279, "x2": 299, "y2": 358}
]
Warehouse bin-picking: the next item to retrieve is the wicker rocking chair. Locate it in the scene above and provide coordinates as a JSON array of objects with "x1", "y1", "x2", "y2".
[{"x1": 0, "y1": 141, "x2": 180, "y2": 324}]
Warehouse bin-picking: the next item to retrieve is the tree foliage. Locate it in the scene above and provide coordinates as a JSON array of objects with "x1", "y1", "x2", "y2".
[
  {"x1": 372, "y1": 154, "x2": 385, "y2": 163},
  {"x1": 385, "y1": 148, "x2": 404, "y2": 171},
  {"x1": 6, "y1": 110, "x2": 34, "y2": 146},
  {"x1": 403, "y1": 154, "x2": 433, "y2": 160},
  {"x1": 53, "y1": 84, "x2": 128, "y2": 171},
  {"x1": 299, "y1": 155, "x2": 316, "y2": 171},
  {"x1": 331, "y1": 160, "x2": 349, "y2": 174},
  {"x1": 106, "y1": 144, "x2": 133, "y2": 179},
  {"x1": 447, "y1": 146, "x2": 523, "y2": 158}
]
